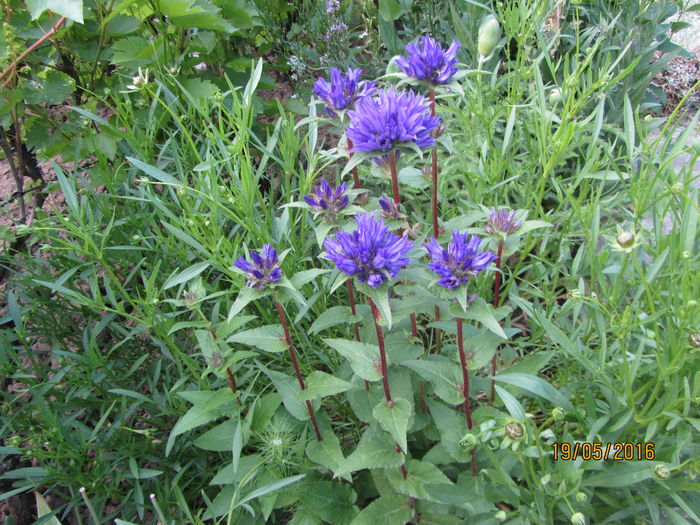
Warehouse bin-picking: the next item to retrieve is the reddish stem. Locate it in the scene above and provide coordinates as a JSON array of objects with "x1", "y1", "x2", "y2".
[
  {"x1": 387, "y1": 151, "x2": 400, "y2": 205},
  {"x1": 490, "y1": 239, "x2": 504, "y2": 403},
  {"x1": 346, "y1": 137, "x2": 362, "y2": 189},
  {"x1": 368, "y1": 298, "x2": 392, "y2": 407},
  {"x1": 225, "y1": 368, "x2": 243, "y2": 406},
  {"x1": 274, "y1": 301, "x2": 322, "y2": 441},
  {"x1": 410, "y1": 313, "x2": 418, "y2": 338},
  {"x1": 347, "y1": 280, "x2": 361, "y2": 343},
  {"x1": 457, "y1": 317, "x2": 478, "y2": 476},
  {"x1": 429, "y1": 89, "x2": 439, "y2": 239}
]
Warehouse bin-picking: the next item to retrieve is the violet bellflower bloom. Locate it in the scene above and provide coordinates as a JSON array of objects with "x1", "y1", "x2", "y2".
[
  {"x1": 304, "y1": 179, "x2": 349, "y2": 220},
  {"x1": 424, "y1": 231, "x2": 496, "y2": 289},
  {"x1": 313, "y1": 67, "x2": 377, "y2": 119},
  {"x1": 234, "y1": 244, "x2": 282, "y2": 290},
  {"x1": 323, "y1": 213, "x2": 413, "y2": 288},
  {"x1": 378, "y1": 194, "x2": 403, "y2": 219},
  {"x1": 395, "y1": 36, "x2": 461, "y2": 85},
  {"x1": 484, "y1": 208, "x2": 522, "y2": 235},
  {"x1": 346, "y1": 88, "x2": 440, "y2": 157},
  {"x1": 326, "y1": 0, "x2": 340, "y2": 13}
]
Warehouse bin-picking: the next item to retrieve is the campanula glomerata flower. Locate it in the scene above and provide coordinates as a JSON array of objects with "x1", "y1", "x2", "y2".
[
  {"x1": 313, "y1": 67, "x2": 377, "y2": 119},
  {"x1": 395, "y1": 36, "x2": 461, "y2": 85},
  {"x1": 484, "y1": 208, "x2": 522, "y2": 235},
  {"x1": 304, "y1": 179, "x2": 349, "y2": 220},
  {"x1": 424, "y1": 232, "x2": 496, "y2": 289},
  {"x1": 378, "y1": 194, "x2": 403, "y2": 220},
  {"x1": 234, "y1": 244, "x2": 282, "y2": 290},
  {"x1": 346, "y1": 88, "x2": 440, "y2": 156},
  {"x1": 323, "y1": 213, "x2": 413, "y2": 288}
]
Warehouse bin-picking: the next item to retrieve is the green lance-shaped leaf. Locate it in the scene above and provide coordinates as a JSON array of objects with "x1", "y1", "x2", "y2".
[
  {"x1": 493, "y1": 372, "x2": 573, "y2": 411},
  {"x1": 310, "y1": 306, "x2": 363, "y2": 334},
  {"x1": 257, "y1": 362, "x2": 314, "y2": 421},
  {"x1": 306, "y1": 428, "x2": 349, "y2": 481},
  {"x1": 373, "y1": 398, "x2": 412, "y2": 453}
]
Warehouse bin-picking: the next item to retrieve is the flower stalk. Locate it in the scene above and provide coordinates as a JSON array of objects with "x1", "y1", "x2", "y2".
[
  {"x1": 368, "y1": 297, "x2": 393, "y2": 407},
  {"x1": 274, "y1": 300, "x2": 323, "y2": 442},
  {"x1": 429, "y1": 88, "x2": 442, "y2": 354},
  {"x1": 457, "y1": 317, "x2": 478, "y2": 476},
  {"x1": 490, "y1": 238, "x2": 504, "y2": 403},
  {"x1": 387, "y1": 151, "x2": 400, "y2": 205},
  {"x1": 346, "y1": 137, "x2": 362, "y2": 189}
]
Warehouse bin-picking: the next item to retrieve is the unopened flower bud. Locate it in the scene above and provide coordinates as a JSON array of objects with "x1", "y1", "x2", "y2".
[
  {"x1": 495, "y1": 510, "x2": 507, "y2": 522},
  {"x1": 643, "y1": 114, "x2": 653, "y2": 122},
  {"x1": 504, "y1": 421, "x2": 524, "y2": 440},
  {"x1": 541, "y1": 473, "x2": 551, "y2": 485},
  {"x1": 552, "y1": 407, "x2": 565, "y2": 420},
  {"x1": 549, "y1": 88, "x2": 562, "y2": 105},
  {"x1": 460, "y1": 433, "x2": 478, "y2": 450},
  {"x1": 576, "y1": 492, "x2": 587, "y2": 503},
  {"x1": 567, "y1": 289, "x2": 582, "y2": 302},
  {"x1": 616, "y1": 231, "x2": 635, "y2": 248},
  {"x1": 571, "y1": 512, "x2": 586, "y2": 525},
  {"x1": 653, "y1": 464, "x2": 671, "y2": 480},
  {"x1": 478, "y1": 15, "x2": 501, "y2": 57},
  {"x1": 670, "y1": 182, "x2": 684, "y2": 195},
  {"x1": 689, "y1": 333, "x2": 700, "y2": 348}
]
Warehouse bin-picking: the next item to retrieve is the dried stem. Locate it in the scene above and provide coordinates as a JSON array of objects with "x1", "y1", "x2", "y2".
[
  {"x1": 274, "y1": 301, "x2": 322, "y2": 441},
  {"x1": 490, "y1": 239, "x2": 504, "y2": 403},
  {"x1": 457, "y1": 317, "x2": 478, "y2": 476}
]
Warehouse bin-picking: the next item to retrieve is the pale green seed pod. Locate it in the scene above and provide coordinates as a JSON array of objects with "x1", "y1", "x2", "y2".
[{"x1": 478, "y1": 15, "x2": 501, "y2": 57}]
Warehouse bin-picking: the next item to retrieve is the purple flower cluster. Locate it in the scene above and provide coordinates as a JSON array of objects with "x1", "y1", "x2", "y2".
[
  {"x1": 396, "y1": 36, "x2": 461, "y2": 85},
  {"x1": 304, "y1": 179, "x2": 349, "y2": 219},
  {"x1": 313, "y1": 67, "x2": 376, "y2": 119},
  {"x1": 346, "y1": 89, "x2": 440, "y2": 155},
  {"x1": 424, "y1": 232, "x2": 496, "y2": 289},
  {"x1": 234, "y1": 244, "x2": 282, "y2": 290},
  {"x1": 323, "y1": 213, "x2": 413, "y2": 288},
  {"x1": 326, "y1": 0, "x2": 340, "y2": 13},
  {"x1": 378, "y1": 194, "x2": 403, "y2": 219},
  {"x1": 484, "y1": 208, "x2": 522, "y2": 235}
]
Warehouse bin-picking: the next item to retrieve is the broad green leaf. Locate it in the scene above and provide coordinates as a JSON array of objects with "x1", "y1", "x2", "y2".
[
  {"x1": 373, "y1": 398, "x2": 412, "y2": 453},
  {"x1": 26, "y1": 0, "x2": 83, "y2": 22},
  {"x1": 500, "y1": 351, "x2": 554, "y2": 376},
  {"x1": 310, "y1": 306, "x2": 362, "y2": 334},
  {"x1": 583, "y1": 462, "x2": 664, "y2": 488},
  {"x1": 324, "y1": 339, "x2": 382, "y2": 382},
  {"x1": 298, "y1": 480, "x2": 358, "y2": 525},
  {"x1": 228, "y1": 286, "x2": 266, "y2": 320},
  {"x1": 193, "y1": 419, "x2": 237, "y2": 451},
  {"x1": 351, "y1": 496, "x2": 412, "y2": 525},
  {"x1": 257, "y1": 362, "x2": 310, "y2": 421},
  {"x1": 398, "y1": 166, "x2": 429, "y2": 189},
  {"x1": 291, "y1": 269, "x2": 330, "y2": 288},
  {"x1": 183, "y1": 78, "x2": 220, "y2": 101},
  {"x1": 516, "y1": 220, "x2": 552, "y2": 235},
  {"x1": 299, "y1": 371, "x2": 353, "y2": 401},
  {"x1": 306, "y1": 428, "x2": 347, "y2": 480},
  {"x1": 163, "y1": 262, "x2": 209, "y2": 290},
  {"x1": 356, "y1": 280, "x2": 392, "y2": 329},
  {"x1": 425, "y1": 399, "x2": 471, "y2": 462},
  {"x1": 250, "y1": 393, "x2": 282, "y2": 433},
  {"x1": 402, "y1": 358, "x2": 464, "y2": 405},
  {"x1": 336, "y1": 430, "x2": 404, "y2": 476},
  {"x1": 228, "y1": 325, "x2": 286, "y2": 353},
  {"x1": 454, "y1": 297, "x2": 507, "y2": 339},
  {"x1": 111, "y1": 36, "x2": 156, "y2": 66},
  {"x1": 386, "y1": 459, "x2": 453, "y2": 501},
  {"x1": 166, "y1": 388, "x2": 235, "y2": 455},
  {"x1": 493, "y1": 373, "x2": 573, "y2": 411}
]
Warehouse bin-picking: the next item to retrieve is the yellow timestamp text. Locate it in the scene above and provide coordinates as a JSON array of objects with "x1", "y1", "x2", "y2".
[{"x1": 551, "y1": 442, "x2": 656, "y2": 461}]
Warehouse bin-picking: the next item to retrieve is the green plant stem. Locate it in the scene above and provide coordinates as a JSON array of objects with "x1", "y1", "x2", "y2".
[
  {"x1": 457, "y1": 317, "x2": 477, "y2": 476},
  {"x1": 490, "y1": 238, "x2": 504, "y2": 403},
  {"x1": 274, "y1": 300, "x2": 322, "y2": 441}
]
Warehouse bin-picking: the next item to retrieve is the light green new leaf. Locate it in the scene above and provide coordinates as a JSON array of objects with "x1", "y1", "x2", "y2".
[
  {"x1": 228, "y1": 286, "x2": 266, "y2": 320},
  {"x1": 324, "y1": 339, "x2": 382, "y2": 381},
  {"x1": 583, "y1": 462, "x2": 664, "y2": 488},
  {"x1": 298, "y1": 480, "x2": 358, "y2": 525},
  {"x1": 228, "y1": 325, "x2": 286, "y2": 353},
  {"x1": 373, "y1": 398, "x2": 412, "y2": 453},
  {"x1": 306, "y1": 428, "x2": 349, "y2": 481},
  {"x1": 163, "y1": 262, "x2": 209, "y2": 290},
  {"x1": 257, "y1": 362, "x2": 310, "y2": 421},
  {"x1": 35, "y1": 492, "x2": 62, "y2": 525},
  {"x1": 350, "y1": 496, "x2": 412, "y2": 525},
  {"x1": 26, "y1": 0, "x2": 83, "y2": 22}
]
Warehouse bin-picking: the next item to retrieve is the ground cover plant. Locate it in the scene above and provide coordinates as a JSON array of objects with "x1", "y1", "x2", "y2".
[{"x1": 0, "y1": 0, "x2": 699, "y2": 524}]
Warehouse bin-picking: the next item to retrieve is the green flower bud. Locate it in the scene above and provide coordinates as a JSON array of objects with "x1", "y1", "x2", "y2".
[
  {"x1": 575, "y1": 492, "x2": 587, "y2": 503},
  {"x1": 571, "y1": 512, "x2": 586, "y2": 525},
  {"x1": 460, "y1": 433, "x2": 478, "y2": 450},
  {"x1": 689, "y1": 333, "x2": 700, "y2": 348},
  {"x1": 616, "y1": 231, "x2": 635, "y2": 248},
  {"x1": 552, "y1": 407, "x2": 565, "y2": 420},
  {"x1": 504, "y1": 421, "x2": 524, "y2": 440},
  {"x1": 541, "y1": 473, "x2": 551, "y2": 485},
  {"x1": 643, "y1": 114, "x2": 653, "y2": 122},
  {"x1": 495, "y1": 510, "x2": 507, "y2": 522},
  {"x1": 567, "y1": 289, "x2": 582, "y2": 302},
  {"x1": 549, "y1": 88, "x2": 562, "y2": 105},
  {"x1": 478, "y1": 15, "x2": 501, "y2": 57},
  {"x1": 653, "y1": 464, "x2": 670, "y2": 480},
  {"x1": 670, "y1": 182, "x2": 684, "y2": 195}
]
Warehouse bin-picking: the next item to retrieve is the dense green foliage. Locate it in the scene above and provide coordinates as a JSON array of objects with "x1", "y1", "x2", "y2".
[{"x1": 1, "y1": 0, "x2": 698, "y2": 524}]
